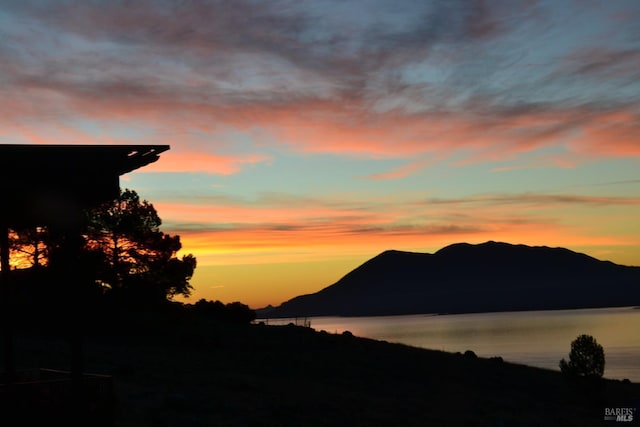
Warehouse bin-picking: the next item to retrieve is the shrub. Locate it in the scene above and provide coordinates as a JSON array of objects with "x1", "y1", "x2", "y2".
[
  {"x1": 190, "y1": 298, "x2": 256, "y2": 323},
  {"x1": 463, "y1": 350, "x2": 477, "y2": 359},
  {"x1": 559, "y1": 334, "x2": 605, "y2": 378}
]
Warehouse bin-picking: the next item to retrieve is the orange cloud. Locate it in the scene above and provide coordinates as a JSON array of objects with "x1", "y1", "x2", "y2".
[
  {"x1": 2, "y1": 0, "x2": 639, "y2": 176},
  {"x1": 3, "y1": 65, "x2": 639, "y2": 175},
  {"x1": 156, "y1": 191, "x2": 640, "y2": 271},
  {"x1": 141, "y1": 151, "x2": 272, "y2": 174},
  {"x1": 572, "y1": 110, "x2": 640, "y2": 157}
]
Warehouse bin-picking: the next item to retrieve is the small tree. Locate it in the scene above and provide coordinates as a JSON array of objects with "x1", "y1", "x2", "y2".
[{"x1": 559, "y1": 334, "x2": 605, "y2": 378}]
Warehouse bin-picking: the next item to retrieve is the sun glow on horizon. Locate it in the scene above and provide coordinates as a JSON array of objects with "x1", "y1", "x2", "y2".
[{"x1": 3, "y1": 1, "x2": 640, "y2": 308}]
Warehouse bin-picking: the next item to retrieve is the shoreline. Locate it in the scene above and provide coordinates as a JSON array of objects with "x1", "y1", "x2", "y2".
[
  {"x1": 5, "y1": 320, "x2": 640, "y2": 426},
  {"x1": 257, "y1": 306, "x2": 640, "y2": 383},
  {"x1": 257, "y1": 304, "x2": 640, "y2": 320}
]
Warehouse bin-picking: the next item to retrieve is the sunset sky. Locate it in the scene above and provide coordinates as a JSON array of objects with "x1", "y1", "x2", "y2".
[{"x1": 2, "y1": 0, "x2": 639, "y2": 308}]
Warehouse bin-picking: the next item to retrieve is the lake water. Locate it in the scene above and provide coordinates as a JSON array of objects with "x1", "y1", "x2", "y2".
[{"x1": 262, "y1": 306, "x2": 640, "y2": 382}]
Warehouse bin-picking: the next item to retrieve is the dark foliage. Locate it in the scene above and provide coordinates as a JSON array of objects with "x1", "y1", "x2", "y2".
[
  {"x1": 559, "y1": 334, "x2": 605, "y2": 378},
  {"x1": 464, "y1": 350, "x2": 478, "y2": 359},
  {"x1": 7, "y1": 226, "x2": 51, "y2": 268},
  {"x1": 7, "y1": 189, "x2": 196, "y2": 306},
  {"x1": 84, "y1": 189, "x2": 196, "y2": 302},
  {"x1": 189, "y1": 298, "x2": 256, "y2": 324}
]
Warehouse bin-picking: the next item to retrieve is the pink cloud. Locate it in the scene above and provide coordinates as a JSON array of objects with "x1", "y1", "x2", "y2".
[
  {"x1": 0, "y1": 0, "x2": 637, "y2": 175},
  {"x1": 141, "y1": 151, "x2": 271, "y2": 174},
  {"x1": 571, "y1": 110, "x2": 640, "y2": 157},
  {"x1": 3, "y1": 76, "x2": 639, "y2": 171},
  {"x1": 152, "y1": 190, "x2": 640, "y2": 267},
  {"x1": 363, "y1": 158, "x2": 439, "y2": 180},
  {"x1": 561, "y1": 46, "x2": 640, "y2": 79}
]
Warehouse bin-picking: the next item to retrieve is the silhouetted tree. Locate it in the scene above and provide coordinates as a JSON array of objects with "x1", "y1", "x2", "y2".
[
  {"x1": 559, "y1": 334, "x2": 605, "y2": 378},
  {"x1": 6, "y1": 189, "x2": 196, "y2": 306},
  {"x1": 224, "y1": 301, "x2": 257, "y2": 323},
  {"x1": 84, "y1": 188, "x2": 196, "y2": 302},
  {"x1": 191, "y1": 299, "x2": 256, "y2": 323},
  {"x1": 8, "y1": 226, "x2": 50, "y2": 268}
]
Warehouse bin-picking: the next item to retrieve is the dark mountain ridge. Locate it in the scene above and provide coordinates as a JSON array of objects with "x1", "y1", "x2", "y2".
[{"x1": 267, "y1": 241, "x2": 640, "y2": 317}]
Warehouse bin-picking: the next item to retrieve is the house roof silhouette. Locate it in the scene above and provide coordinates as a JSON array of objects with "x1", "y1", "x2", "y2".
[{"x1": 0, "y1": 144, "x2": 169, "y2": 227}]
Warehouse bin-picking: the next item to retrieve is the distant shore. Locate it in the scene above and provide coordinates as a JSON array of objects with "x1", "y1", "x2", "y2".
[{"x1": 257, "y1": 306, "x2": 640, "y2": 383}]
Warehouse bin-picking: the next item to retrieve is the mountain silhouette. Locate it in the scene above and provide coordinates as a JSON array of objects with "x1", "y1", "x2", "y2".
[{"x1": 267, "y1": 241, "x2": 640, "y2": 317}]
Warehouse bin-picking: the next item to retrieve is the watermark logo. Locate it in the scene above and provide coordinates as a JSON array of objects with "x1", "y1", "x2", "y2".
[{"x1": 604, "y1": 407, "x2": 636, "y2": 422}]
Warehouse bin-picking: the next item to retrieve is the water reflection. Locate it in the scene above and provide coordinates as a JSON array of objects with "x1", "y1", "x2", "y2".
[{"x1": 266, "y1": 307, "x2": 640, "y2": 381}]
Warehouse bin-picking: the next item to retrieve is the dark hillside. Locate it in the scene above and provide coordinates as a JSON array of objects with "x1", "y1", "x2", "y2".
[
  {"x1": 270, "y1": 241, "x2": 640, "y2": 317},
  {"x1": 5, "y1": 321, "x2": 640, "y2": 426}
]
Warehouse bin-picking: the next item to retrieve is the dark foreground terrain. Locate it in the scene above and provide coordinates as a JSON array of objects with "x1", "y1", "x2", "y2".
[{"x1": 4, "y1": 317, "x2": 640, "y2": 427}]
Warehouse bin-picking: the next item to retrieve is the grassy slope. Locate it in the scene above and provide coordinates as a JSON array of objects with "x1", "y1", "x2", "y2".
[{"x1": 8, "y1": 321, "x2": 640, "y2": 427}]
